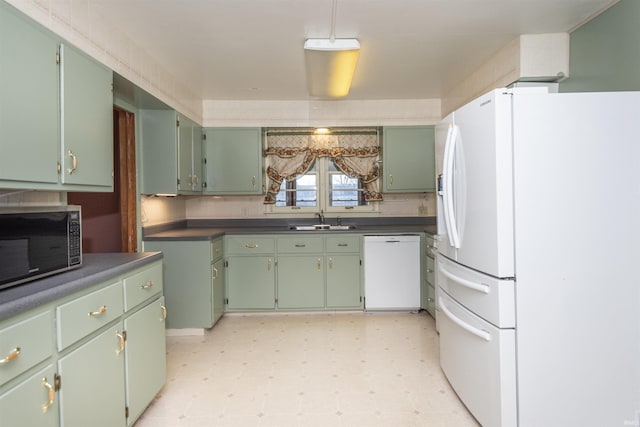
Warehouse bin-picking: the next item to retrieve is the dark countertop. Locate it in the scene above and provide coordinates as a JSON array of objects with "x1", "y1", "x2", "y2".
[
  {"x1": 143, "y1": 217, "x2": 438, "y2": 241},
  {"x1": 0, "y1": 252, "x2": 163, "y2": 322}
]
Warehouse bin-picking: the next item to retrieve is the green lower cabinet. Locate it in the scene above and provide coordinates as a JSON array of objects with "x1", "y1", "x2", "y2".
[
  {"x1": 226, "y1": 256, "x2": 275, "y2": 310},
  {"x1": 277, "y1": 256, "x2": 325, "y2": 309},
  {"x1": 0, "y1": 365, "x2": 59, "y2": 427},
  {"x1": 212, "y1": 258, "x2": 225, "y2": 324},
  {"x1": 326, "y1": 254, "x2": 362, "y2": 309},
  {"x1": 143, "y1": 241, "x2": 216, "y2": 328},
  {"x1": 124, "y1": 297, "x2": 167, "y2": 426},
  {"x1": 58, "y1": 323, "x2": 126, "y2": 427}
]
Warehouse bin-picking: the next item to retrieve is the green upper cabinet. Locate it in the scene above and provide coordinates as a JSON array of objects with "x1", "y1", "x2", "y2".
[
  {"x1": 202, "y1": 127, "x2": 263, "y2": 194},
  {"x1": 0, "y1": 2, "x2": 113, "y2": 192},
  {"x1": 0, "y1": 2, "x2": 59, "y2": 185},
  {"x1": 60, "y1": 43, "x2": 114, "y2": 189},
  {"x1": 141, "y1": 110, "x2": 202, "y2": 195},
  {"x1": 382, "y1": 126, "x2": 435, "y2": 193},
  {"x1": 178, "y1": 115, "x2": 203, "y2": 194}
]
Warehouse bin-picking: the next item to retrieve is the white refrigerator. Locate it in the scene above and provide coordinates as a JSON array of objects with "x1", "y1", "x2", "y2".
[{"x1": 436, "y1": 87, "x2": 640, "y2": 427}]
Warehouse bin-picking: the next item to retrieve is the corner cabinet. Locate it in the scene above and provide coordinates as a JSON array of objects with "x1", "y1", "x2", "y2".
[
  {"x1": 142, "y1": 239, "x2": 224, "y2": 329},
  {"x1": 0, "y1": 2, "x2": 113, "y2": 192},
  {"x1": 140, "y1": 110, "x2": 202, "y2": 195},
  {"x1": 202, "y1": 128, "x2": 264, "y2": 195},
  {"x1": 382, "y1": 126, "x2": 436, "y2": 193},
  {"x1": 0, "y1": 259, "x2": 166, "y2": 427}
]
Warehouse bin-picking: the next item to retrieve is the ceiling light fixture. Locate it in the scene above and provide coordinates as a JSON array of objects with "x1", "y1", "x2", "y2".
[{"x1": 304, "y1": 0, "x2": 359, "y2": 98}]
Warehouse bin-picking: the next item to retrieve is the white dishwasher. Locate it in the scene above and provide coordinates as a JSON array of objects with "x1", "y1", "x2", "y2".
[{"x1": 363, "y1": 235, "x2": 421, "y2": 310}]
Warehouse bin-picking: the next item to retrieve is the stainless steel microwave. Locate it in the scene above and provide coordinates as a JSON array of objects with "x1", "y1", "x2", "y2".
[{"x1": 0, "y1": 206, "x2": 82, "y2": 290}]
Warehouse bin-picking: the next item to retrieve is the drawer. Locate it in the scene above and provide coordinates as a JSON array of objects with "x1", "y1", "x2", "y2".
[
  {"x1": 277, "y1": 236, "x2": 323, "y2": 253},
  {"x1": 56, "y1": 281, "x2": 124, "y2": 351},
  {"x1": 211, "y1": 238, "x2": 224, "y2": 261},
  {"x1": 123, "y1": 262, "x2": 163, "y2": 311},
  {"x1": 326, "y1": 235, "x2": 360, "y2": 253},
  {"x1": 226, "y1": 236, "x2": 275, "y2": 255},
  {"x1": 425, "y1": 256, "x2": 435, "y2": 285},
  {"x1": 0, "y1": 311, "x2": 52, "y2": 386}
]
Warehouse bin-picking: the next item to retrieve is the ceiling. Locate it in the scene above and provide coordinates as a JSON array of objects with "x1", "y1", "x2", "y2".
[{"x1": 94, "y1": 0, "x2": 617, "y2": 101}]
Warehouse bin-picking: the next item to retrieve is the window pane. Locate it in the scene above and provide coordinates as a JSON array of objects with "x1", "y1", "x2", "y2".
[
  {"x1": 329, "y1": 173, "x2": 365, "y2": 207},
  {"x1": 275, "y1": 164, "x2": 317, "y2": 207}
]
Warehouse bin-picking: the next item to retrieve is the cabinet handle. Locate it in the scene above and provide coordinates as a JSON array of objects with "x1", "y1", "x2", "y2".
[
  {"x1": 329, "y1": 257, "x2": 333, "y2": 269},
  {"x1": 337, "y1": 243, "x2": 349, "y2": 247},
  {"x1": 317, "y1": 259, "x2": 321, "y2": 271},
  {"x1": 295, "y1": 244, "x2": 306, "y2": 248},
  {"x1": 141, "y1": 280, "x2": 154, "y2": 289},
  {"x1": 88, "y1": 305, "x2": 107, "y2": 317},
  {"x1": 115, "y1": 330, "x2": 126, "y2": 355},
  {"x1": 42, "y1": 377, "x2": 55, "y2": 413},
  {"x1": 213, "y1": 266, "x2": 219, "y2": 280},
  {"x1": 267, "y1": 258, "x2": 272, "y2": 271},
  {"x1": 160, "y1": 305, "x2": 167, "y2": 321},
  {"x1": 67, "y1": 150, "x2": 78, "y2": 175},
  {"x1": 245, "y1": 243, "x2": 258, "y2": 249},
  {"x1": 0, "y1": 347, "x2": 20, "y2": 364},
  {"x1": 251, "y1": 176, "x2": 256, "y2": 188},
  {"x1": 389, "y1": 174, "x2": 393, "y2": 185}
]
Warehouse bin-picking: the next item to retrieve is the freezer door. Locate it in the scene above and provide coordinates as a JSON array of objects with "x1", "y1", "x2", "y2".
[
  {"x1": 438, "y1": 290, "x2": 517, "y2": 427},
  {"x1": 437, "y1": 89, "x2": 515, "y2": 278}
]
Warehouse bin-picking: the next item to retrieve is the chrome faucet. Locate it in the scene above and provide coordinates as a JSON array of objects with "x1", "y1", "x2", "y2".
[{"x1": 316, "y1": 209, "x2": 325, "y2": 225}]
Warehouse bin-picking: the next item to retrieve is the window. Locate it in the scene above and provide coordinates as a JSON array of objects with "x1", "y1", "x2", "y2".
[{"x1": 264, "y1": 128, "x2": 382, "y2": 213}]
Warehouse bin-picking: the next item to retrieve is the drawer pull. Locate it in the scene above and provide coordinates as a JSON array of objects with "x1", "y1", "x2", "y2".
[
  {"x1": 0, "y1": 347, "x2": 20, "y2": 364},
  {"x1": 267, "y1": 258, "x2": 272, "y2": 271},
  {"x1": 295, "y1": 244, "x2": 306, "y2": 248},
  {"x1": 161, "y1": 305, "x2": 167, "y2": 321},
  {"x1": 213, "y1": 266, "x2": 219, "y2": 280},
  {"x1": 329, "y1": 257, "x2": 333, "y2": 269},
  {"x1": 116, "y1": 330, "x2": 126, "y2": 355},
  {"x1": 42, "y1": 377, "x2": 55, "y2": 413},
  {"x1": 88, "y1": 305, "x2": 108, "y2": 317},
  {"x1": 141, "y1": 280, "x2": 154, "y2": 289},
  {"x1": 317, "y1": 259, "x2": 321, "y2": 270},
  {"x1": 337, "y1": 243, "x2": 349, "y2": 247},
  {"x1": 245, "y1": 243, "x2": 258, "y2": 249}
]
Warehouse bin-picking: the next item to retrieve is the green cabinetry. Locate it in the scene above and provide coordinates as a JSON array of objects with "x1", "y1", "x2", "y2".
[
  {"x1": 140, "y1": 111, "x2": 202, "y2": 195},
  {"x1": 203, "y1": 127, "x2": 263, "y2": 194},
  {"x1": 143, "y1": 239, "x2": 224, "y2": 328},
  {"x1": 382, "y1": 126, "x2": 436, "y2": 193},
  {"x1": 226, "y1": 235, "x2": 276, "y2": 310},
  {"x1": 325, "y1": 236, "x2": 362, "y2": 309},
  {"x1": 0, "y1": 259, "x2": 165, "y2": 427},
  {"x1": 277, "y1": 236, "x2": 325, "y2": 309},
  {"x1": 0, "y1": 2, "x2": 113, "y2": 192},
  {"x1": 421, "y1": 233, "x2": 437, "y2": 317}
]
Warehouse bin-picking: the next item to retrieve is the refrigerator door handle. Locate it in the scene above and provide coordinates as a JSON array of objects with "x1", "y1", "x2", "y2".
[
  {"x1": 439, "y1": 296, "x2": 491, "y2": 341},
  {"x1": 443, "y1": 124, "x2": 461, "y2": 248},
  {"x1": 440, "y1": 265, "x2": 490, "y2": 294}
]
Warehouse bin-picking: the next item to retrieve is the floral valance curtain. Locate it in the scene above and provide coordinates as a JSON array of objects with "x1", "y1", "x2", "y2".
[{"x1": 263, "y1": 128, "x2": 383, "y2": 204}]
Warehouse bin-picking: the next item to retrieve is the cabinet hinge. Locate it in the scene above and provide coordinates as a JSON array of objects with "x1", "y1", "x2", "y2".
[
  {"x1": 225, "y1": 298, "x2": 229, "y2": 305},
  {"x1": 359, "y1": 259, "x2": 362, "y2": 266},
  {"x1": 203, "y1": 181, "x2": 207, "y2": 188},
  {"x1": 54, "y1": 373, "x2": 62, "y2": 391},
  {"x1": 176, "y1": 119, "x2": 180, "y2": 127},
  {"x1": 177, "y1": 178, "x2": 180, "y2": 185},
  {"x1": 55, "y1": 51, "x2": 60, "y2": 64},
  {"x1": 203, "y1": 133, "x2": 207, "y2": 140},
  {"x1": 224, "y1": 260, "x2": 228, "y2": 268},
  {"x1": 125, "y1": 406, "x2": 129, "y2": 419},
  {"x1": 203, "y1": 157, "x2": 207, "y2": 165},
  {"x1": 275, "y1": 298, "x2": 278, "y2": 304}
]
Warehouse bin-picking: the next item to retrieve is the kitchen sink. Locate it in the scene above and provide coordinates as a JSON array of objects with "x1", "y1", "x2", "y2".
[{"x1": 289, "y1": 224, "x2": 356, "y2": 231}]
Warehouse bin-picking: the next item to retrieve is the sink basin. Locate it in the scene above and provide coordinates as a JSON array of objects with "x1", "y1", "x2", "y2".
[{"x1": 290, "y1": 224, "x2": 355, "y2": 231}]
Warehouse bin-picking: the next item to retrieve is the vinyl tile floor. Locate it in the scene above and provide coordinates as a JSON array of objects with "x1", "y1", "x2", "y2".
[{"x1": 135, "y1": 311, "x2": 479, "y2": 427}]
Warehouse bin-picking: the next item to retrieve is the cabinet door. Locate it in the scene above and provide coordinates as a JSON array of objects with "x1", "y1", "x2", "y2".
[
  {"x1": 326, "y1": 254, "x2": 362, "y2": 308},
  {"x1": 140, "y1": 109, "x2": 178, "y2": 195},
  {"x1": 60, "y1": 43, "x2": 113, "y2": 189},
  {"x1": 212, "y1": 258, "x2": 225, "y2": 325},
  {"x1": 0, "y1": 365, "x2": 59, "y2": 427},
  {"x1": 0, "y1": 2, "x2": 59, "y2": 185},
  {"x1": 58, "y1": 324, "x2": 126, "y2": 427},
  {"x1": 144, "y1": 241, "x2": 213, "y2": 328},
  {"x1": 226, "y1": 256, "x2": 275, "y2": 310},
  {"x1": 382, "y1": 126, "x2": 435, "y2": 192},
  {"x1": 192, "y1": 125, "x2": 203, "y2": 192},
  {"x1": 277, "y1": 255, "x2": 325, "y2": 309},
  {"x1": 203, "y1": 128, "x2": 263, "y2": 194},
  {"x1": 178, "y1": 115, "x2": 195, "y2": 193},
  {"x1": 124, "y1": 297, "x2": 167, "y2": 426}
]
